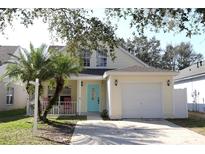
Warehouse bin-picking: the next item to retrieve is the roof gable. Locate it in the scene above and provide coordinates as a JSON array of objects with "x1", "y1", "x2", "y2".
[
  {"x1": 0, "y1": 46, "x2": 19, "y2": 63},
  {"x1": 174, "y1": 60, "x2": 205, "y2": 82},
  {"x1": 118, "y1": 46, "x2": 149, "y2": 67},
  {"x1": 48, "y1": 45, "x2": 65, "y2": 52}
]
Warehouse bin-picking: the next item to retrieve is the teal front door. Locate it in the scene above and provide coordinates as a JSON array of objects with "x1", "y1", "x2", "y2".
[{"x1": 87, "y1": 84, "x2": 100, "y2": 112}]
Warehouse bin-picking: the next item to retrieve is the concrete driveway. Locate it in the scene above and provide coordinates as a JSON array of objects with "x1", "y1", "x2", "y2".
[{"x1": 70, "y1": 119, "x2": 205, "y2": 145}]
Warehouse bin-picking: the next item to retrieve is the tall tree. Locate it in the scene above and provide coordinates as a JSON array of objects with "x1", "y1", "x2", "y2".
[
  {"x1": 121, "y1": 37, "x2": 203, "y2": 70},
  {"x1": 105, "y1": 8, "x2": 205, "y2": 37},
  {"x1": 176, "y1": 42, "x2": 203, "y2": 70},
  {"x1": 162, "y1": 42, "x2": 203, "y2": 70},
  {"x1": 2, "y1": 8, "x2": 205, "y2": 57},
  {"x1": 161, "y1": 45, "x2": 176, "y2": 70},
  {"x1": 121, "y1": 36, "x2": 162, "y2": 68},
  {"x1": 0, "y1": 8, "x2": 118, "y2": 60}
]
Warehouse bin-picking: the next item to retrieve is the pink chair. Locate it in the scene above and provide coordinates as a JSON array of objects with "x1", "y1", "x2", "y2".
[{"x1": 64, "y1": 97, "x2": 72, "y2": 113}]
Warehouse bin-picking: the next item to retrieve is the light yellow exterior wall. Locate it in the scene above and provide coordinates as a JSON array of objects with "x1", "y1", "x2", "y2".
[
  {"x1": 70, "y1": 80, "x2": 77, "y2": 101},
  {"x1": 107, "y1": 48, "x2": 145, "y2": 68},
  {"x1": 42, "y1": 82, "x2": 48, "y2": 98},
  {"x1": 107, "y1": 75, "x2": 174, "y2": 119}
]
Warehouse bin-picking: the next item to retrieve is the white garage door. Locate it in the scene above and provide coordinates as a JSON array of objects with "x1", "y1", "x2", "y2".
[{"x1": 122, "y1": 83, "x2": 163, "y2": 118}]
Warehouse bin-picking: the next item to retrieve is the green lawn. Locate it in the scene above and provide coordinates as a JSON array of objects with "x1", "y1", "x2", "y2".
[
  {"x1": 0, "y1": 108, "x2": 26, "y2": 118},
  {"x1": 168, "y1": 112, "x2": 205, "y2": 136},
  {"x1": 0, "y1": 109, "x2": 86, "y2": 145}
]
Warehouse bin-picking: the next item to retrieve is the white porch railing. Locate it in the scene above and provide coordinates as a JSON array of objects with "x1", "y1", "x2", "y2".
[{"x1": 41, "y1": 101, "x2": 79, "y2": 115}]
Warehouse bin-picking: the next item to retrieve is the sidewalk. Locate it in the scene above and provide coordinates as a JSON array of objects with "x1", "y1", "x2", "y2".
[{"x1": 87, "y1": 112, "x2": 102, "y2": 120}]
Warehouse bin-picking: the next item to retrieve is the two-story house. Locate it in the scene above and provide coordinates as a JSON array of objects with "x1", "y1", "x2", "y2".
[
  {"x1": 0, "y1": 46, "x2": 28, "y2": 111},
  {"x1": 39, "y1": 45, "x2": 179, "y2": 119}
]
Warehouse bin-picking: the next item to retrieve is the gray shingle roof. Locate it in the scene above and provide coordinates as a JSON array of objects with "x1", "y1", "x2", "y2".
[
  {"x1": 0, "y1": 46, "x2": 19, "y2": 63},
  {"x1": 174, "y1": 61, "x2": 205, "y2": 82},
  {"x1": 77, "y1": 68, "x2": 113, "y2": 77},
  {"x1": 107, "y1": 65, "x2": 174, "y2": 73},
  {"x1": 48, "y1": 45, "x2": 65, "y2": 52}
]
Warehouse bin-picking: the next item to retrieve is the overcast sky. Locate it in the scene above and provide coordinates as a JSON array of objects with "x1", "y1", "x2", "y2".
[{"x1": 1, "y1": 8, "x2": 205, "y2": 56}]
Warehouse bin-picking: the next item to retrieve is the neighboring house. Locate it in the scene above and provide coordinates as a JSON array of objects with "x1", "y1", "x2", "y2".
[
  {"x1": 39, "y1": 45, "x2": 182, "y2": 119},
  {"x1": 174, "y1": 61, "x2": 205, "y2": 113},
  {"x1": 0, "y1": 46, "x2": 28, "y2": 111}
]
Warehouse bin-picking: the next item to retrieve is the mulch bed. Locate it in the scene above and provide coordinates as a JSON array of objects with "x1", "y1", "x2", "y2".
[{"x1": 36, "y1": 121, "x2": 76, "y2": 144}]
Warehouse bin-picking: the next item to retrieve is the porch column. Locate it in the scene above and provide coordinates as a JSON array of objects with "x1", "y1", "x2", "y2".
[{"x1": 77, "y1": 80, "x2": 81, "y2": 115}]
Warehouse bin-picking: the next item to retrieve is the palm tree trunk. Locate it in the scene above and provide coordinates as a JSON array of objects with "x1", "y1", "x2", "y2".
[
  {"x1": 38, "y1": 81, "x2": 43, "y2": 120},
  {"x1": 42, "y1": 77, "x2": 64, "y2": 122}
]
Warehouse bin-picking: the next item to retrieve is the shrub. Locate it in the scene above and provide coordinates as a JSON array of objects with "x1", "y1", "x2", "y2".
[{"x1": 101, "y1": 109, "x2": 109, "y2": 120}]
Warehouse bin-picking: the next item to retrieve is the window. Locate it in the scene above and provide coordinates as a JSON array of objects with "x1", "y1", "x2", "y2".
[
  {"x1": 91, "y1": 88, "x2": 96, "y2": 101},
  {"x1": 6, "y1": 87, "x2": 14, "y2": 105},
  {"x1": 48, "y1": 86, "x2": 71, "y2": 96},
  {"x1": 96, "y1": 50, "x2": 107, "y2": 67},
  {"x1": 48, "y1": 87, "x2": 55, "y2": 96},
  {"x1": 82, "y1": 50, "x2": 91, "y2": 67},
  {"x1": 48, "y1": 86, "x2": 71, "y2": 105},
  {"x1": 62, "y1": 86, "x2": 71, "y2": 95}
]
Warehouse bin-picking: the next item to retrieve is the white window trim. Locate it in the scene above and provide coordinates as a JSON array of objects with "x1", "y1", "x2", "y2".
[
  {"x1": 96, "y1": 50, "x2": 107, "y2": 67},
  {"x1": 6, "y1": 87, "x2": 14, "y2": 105},
  {"x1": 82, "y1": 50, "x2": 91, "y2": 67},
  {"x1": 82, "y1": 57, "x2": 90, "y2": 67},
  {"x1": 6, "y1": 96, "x2": 13, "y2": 105}
]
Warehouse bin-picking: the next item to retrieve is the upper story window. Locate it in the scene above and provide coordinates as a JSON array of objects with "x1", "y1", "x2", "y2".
[
  {"x1": 6, "y1": 87, "x2": 14, "y2": 105},
  {"x1": 82, "y1": 50, "x2": 91, "y2": 67},
  {"x1": 96, "y1": 50, "x2": 107, "y2": 67}
]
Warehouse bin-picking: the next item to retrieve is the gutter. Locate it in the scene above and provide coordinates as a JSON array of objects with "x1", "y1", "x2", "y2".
[
  {"x1": 103, "y1": 71, "x2": 178, "y2": 78},
  {"x1": 174, "y1": 72, "x2": 205, "y2": 83},
  {"x1": 70, "y1": 75, "x2": 104, "y2": 80}
]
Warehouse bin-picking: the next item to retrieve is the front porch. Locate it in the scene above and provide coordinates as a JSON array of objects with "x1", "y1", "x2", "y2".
[{"x1": 39, "y1": 79, "x2": 107, "y2": 116}]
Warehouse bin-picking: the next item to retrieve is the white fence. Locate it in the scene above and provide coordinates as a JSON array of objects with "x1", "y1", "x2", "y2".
[
  {"x1": 173, "y1": 88, "x2": 188, "y2": 118},
  {"x1": 188, "y1": 103, "x2": 205, "y2": 113},
  {"x1": 41, "y1": 101, "x2": 78, "y2": 115}
]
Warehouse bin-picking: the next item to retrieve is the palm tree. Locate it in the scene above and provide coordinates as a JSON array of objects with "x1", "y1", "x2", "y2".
[
  {"x1": 41, "y1": 52, "x2": 82, "y2": 122},
  {"x1": 3, "y1": 43, "x2": 82, "y2": 122},
  {"x1": 3, "y1": 44, "x2": 50, "y2": 119}
]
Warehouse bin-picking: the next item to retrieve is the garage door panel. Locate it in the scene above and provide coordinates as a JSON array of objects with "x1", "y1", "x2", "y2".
[{"x1": 122, "y1": 83, "x2": 162, "y2": 118}]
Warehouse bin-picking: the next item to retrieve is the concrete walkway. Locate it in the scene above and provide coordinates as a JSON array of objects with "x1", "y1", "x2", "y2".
[
  {"x1": 71, "y1": 119, "x2": 205, "y2": 145},
  {"x1": 87, "y1": 112, "x2": 102, "y2": 120}
]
